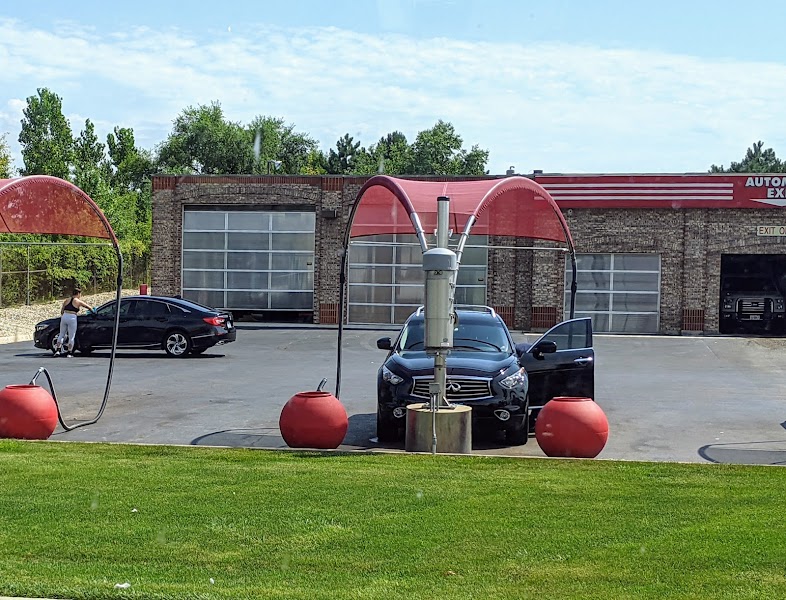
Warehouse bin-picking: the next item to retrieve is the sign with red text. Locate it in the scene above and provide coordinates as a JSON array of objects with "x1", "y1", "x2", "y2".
[{"x1": 534, "y1": 174, "x2": 786, "y2": 209}]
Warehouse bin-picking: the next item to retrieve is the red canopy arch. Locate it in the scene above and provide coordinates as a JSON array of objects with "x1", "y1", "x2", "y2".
[
  {"x1": 349, "y1": 175, "x2": 573, "y2": 246},
  {"x1": 0, "y1": 175, "x2": 117, "y2": 241},
  {"x1": 0, "y1": 175, "x2": 122, "y2": 433},
  {"x1": 335, "y1": 175, "x2": 577, "y2": 398}
]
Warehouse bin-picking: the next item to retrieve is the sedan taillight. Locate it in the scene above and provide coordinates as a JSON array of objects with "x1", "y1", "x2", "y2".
[{"x1": 203, "y1": 316, "x2": 226, "y2": 326}]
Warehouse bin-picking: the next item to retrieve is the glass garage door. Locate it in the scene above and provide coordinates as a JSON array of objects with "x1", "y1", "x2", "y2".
[
  {"x1": 348, "y1": 234, "x2": 488, "y2": 324},
  {"x1": 182, "y1": 210, "x2": 315, "y2": 311},
  {"x1": 564, "y1": 253, "x2": 661, "y2": 333}
]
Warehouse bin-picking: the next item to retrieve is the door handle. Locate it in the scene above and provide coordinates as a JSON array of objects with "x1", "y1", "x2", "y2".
[{"x1": 573, "y1": 357, "x2": 593, "y2": 365}]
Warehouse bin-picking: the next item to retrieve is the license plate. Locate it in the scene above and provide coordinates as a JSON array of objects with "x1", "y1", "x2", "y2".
[{"x1": 748, "y1": 315, "x2": 761, "y2": 320}]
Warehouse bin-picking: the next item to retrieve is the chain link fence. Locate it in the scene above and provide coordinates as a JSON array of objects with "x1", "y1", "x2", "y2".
[{"x1": 0, "y1": 243, "x2": 150, "y2": 308}]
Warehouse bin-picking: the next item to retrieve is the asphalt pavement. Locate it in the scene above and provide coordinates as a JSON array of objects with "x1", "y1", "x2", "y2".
[{"x1": 2, "y1": 325, "x2": 786, "y2": 465}]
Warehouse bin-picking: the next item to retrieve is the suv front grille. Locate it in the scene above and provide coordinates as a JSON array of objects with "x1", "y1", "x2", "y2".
[
  {"x1": 739, "y1": 297, "x2": 771, "y2": 317},
  {"x1": 411, "y1": 377, "x2": 493, "y2": 401}
]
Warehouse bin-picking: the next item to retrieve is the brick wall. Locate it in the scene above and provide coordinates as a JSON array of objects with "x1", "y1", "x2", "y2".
[{"x1": 152, "y1": 175, "x2": 786, "y2": 334}]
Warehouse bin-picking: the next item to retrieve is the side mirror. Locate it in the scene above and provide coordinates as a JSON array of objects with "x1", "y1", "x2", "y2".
[
  {"x1": 531, "y1": 340, "x2": 557, "y2": 360},
  {"x1": 376, "y1": 337, "x2": 393, "y2": 350}
]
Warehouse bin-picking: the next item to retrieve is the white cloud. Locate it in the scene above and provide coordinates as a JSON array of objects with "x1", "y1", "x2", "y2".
[{"x1": 1, "y1": 16, "x2": 786, "y2": 174}]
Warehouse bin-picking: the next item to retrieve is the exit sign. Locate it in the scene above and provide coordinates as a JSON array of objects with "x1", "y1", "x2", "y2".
[{"x1": 757, "y1": 225, "x2": 786, "y2": 236}]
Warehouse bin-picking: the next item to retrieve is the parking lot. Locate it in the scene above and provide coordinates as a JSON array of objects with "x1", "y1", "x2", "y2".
[{"x1": 2, "y1": 325, "x2": 786, "y2": 465}]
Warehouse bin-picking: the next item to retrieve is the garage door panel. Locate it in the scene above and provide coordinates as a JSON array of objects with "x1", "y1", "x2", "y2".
[
  {"x1": 183, "y1": 251, "x2": 224, "y2": 269},
  {"x1": 456, "y1": 266, "x2": 486, "y2": 286},
  {"x1": 184, "y1": 212, "x2": 224, "y2": 230},
  {"x1": 614, "y1": 254, "x2": 660, "y2": 270},
  {"x1": 576, "y1": 255, "x2": 611, "y2": 270},
  {"x1": 226, "y1": 291, "x2": 267, "y2": 308},
  {"x1": 612, "y1": 313, "x2": 659, "y2": 333},
  {"x1": 347, "y1": 233, "x2": 488, "y2": 325},
  {"x1": 349, "y1": 304, "x2": 392, "y2": 323},
  {"x1": 228, "y1": 213, "x2": 268, "y2": 230},
  {"x1": 567, "y1": 253, "x2": 661, "y2": 333},
  {"x1": 349, "y1": 244, "x2": 394, "y2": 263},
  {"x1": 272, "y1": 213, "x2": 315, "y2": 229},
  {"x1": 394, "y1": 285, "x2": 423, "y2": 304},
  {"x1": 184, "y1": 232, "x2": 224, "y2": 249},
  {"x1": 454, "y1": 286, "x2": 486, "y2": 306},
  {"x1": 271, "y1": 253, "x2": 313, "y2": 270},
  {"x1": 228, "y1": 232, "x2": 269, "y2": 250},
  {"x1": 348, "y1": 285, "x2": 392, "y2": 304},
  {"x1": 227, "y1": 272, "x2": 268, "y2": 289},
  {"x1": 228, "y1": 252, "x2": 269, "y2": 270},
  {"x1": 183, "y1": 270, "x2": 225, "y2": 288},
  {"x1": 613, "y1": 272, "x2": 659, "y2": 291},
  {"x1": 269, "y1": 292, "x2": 312, "y2": 310},
  {"x1": 183, "y1": 209, "x2": 314, "y2": 311},
  {"x1": 270, "y1": 272, "x2": 313, "y2": 290},
  {"x1": 575, "y1": 292, "x2": 610, "y2": 311},
  {"x1": 612, "y1": 293, "x2": 659, "y2": 312},
  {"x1": 271, "y1": 233, "x2": 315, "y2": 251},
  {"x1": 189, "y1": 290, "x2": 225, "y2": 308},
  {"x1": 349, "y1": 266, "x2": 393, "y2": 285},
  {"x1": 576, "y1": 272, "x2": 611, "y2": 290},
  {"x1": 394, "y1": 267, "x2": 424, "y2": 285}
]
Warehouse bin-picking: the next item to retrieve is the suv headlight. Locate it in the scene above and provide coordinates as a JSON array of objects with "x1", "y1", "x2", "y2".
[
  {"x1": 382, "y1": 365, "x2": 404, "y2": 385},
  {"x1": 500, "y1": 368, "x2": 528, "y2": 390},
  {"x1": 35, "y1": 324, "x2": 48, "y2": 331}
]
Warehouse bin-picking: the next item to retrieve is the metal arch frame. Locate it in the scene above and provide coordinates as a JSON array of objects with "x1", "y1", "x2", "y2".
[
  {"x1": 0, "y1": 176, "x2": 123, "y2": 431},
  {"x1": 334, "y1": 177, "x2": 578, "y2": 400}
]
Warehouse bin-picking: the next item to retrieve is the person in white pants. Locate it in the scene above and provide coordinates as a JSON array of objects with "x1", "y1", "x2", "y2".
[{"x1": 55, "y1": 288, "x2": 94, "y2": 357}]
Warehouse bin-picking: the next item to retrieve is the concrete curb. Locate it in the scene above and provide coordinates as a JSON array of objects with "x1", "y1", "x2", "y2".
[{"x1": 0, "y1": 333, "x2": 33, "y2": 345}]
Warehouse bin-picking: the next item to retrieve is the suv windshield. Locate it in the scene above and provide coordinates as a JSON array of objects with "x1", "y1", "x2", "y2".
[
  {"x1": 722, "y1": 277, "x2": 778, "y2": 293},
  {"x1": 397, "y1": 316, "x2": 510, "y2": 353}
]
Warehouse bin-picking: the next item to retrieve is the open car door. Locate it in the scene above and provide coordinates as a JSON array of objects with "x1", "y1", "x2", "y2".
[{"x1": 518, "y1": 317, "x2": 594, "y2": 413}]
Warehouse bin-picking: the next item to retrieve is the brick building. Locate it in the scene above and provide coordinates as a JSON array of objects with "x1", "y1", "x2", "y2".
[{"x1": 151, "y1": 173, "x2": 786, "y2": 335}]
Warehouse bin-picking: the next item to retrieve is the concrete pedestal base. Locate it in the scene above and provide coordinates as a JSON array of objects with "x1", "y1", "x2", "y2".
[{"x1": 405, "y1": 403, "x2": 472, "y2": 454}]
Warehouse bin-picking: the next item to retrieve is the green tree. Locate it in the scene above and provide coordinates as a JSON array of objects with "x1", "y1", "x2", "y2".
[
  {"x1": 327, "y1": 134, "x2": 362, "y2": 174},
  {"x1": 0, "y1": 133, "x2": 12, "y2": 178},
  {"x1": 353, "y1": 131, "x2": 412, "y2": 175},
  {"x1": 710, "y1": 141, "x2": 786, "y2": 173},
  {"x1": 248, "y1": 116, "x2": 319, "y2": 174},
  {"x1": 73, "y1": 119, "x2": 106, "y2": 198},
  {"x1": 302, "y1": 149, "x2": 329, "y2": 175},
  {"x1": 18, "y1": 88, "x2": 74, "y2": 179},
  {"x1": 410, "y1": 120, "x2": 488, "y2": 175},
  {"x1": 157, "y1": 101, "x2": 254, "y2": 174},
  {"x1": 107, "y1": 126, "x2": 155, "y2": 192}
]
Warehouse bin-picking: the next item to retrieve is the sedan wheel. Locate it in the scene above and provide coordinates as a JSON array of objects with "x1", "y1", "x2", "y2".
[{"x1": 164, "y1": 331, "x2": 192, "y2": 357}]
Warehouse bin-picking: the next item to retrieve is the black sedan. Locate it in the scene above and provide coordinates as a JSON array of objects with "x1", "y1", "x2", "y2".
[{"x1": 34, "y1": 295, "x2": 236, "y2": 357}]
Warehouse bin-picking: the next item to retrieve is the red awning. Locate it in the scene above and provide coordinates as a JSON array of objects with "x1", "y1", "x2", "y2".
[
  {"x1": 351, "y1": 175, "x2": 573, "y2": 246},
  {"x1": 0, "y1": 175, "x2": 116, "y2": 241}
]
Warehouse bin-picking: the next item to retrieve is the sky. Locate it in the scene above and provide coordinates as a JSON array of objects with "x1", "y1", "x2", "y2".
[{"x1": 2, "y1": 0, "x2": 786, "y2": 176}]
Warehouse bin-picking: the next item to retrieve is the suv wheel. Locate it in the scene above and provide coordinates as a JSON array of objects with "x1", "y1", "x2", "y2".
[{"x1": 376, "y1": 408, "x2": 400, "y2": 443}]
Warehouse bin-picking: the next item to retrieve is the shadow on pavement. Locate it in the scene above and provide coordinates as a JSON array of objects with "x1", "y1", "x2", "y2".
[
  {"x1": 14, "y1": 351, "x2": 227, "y2": 359},
  {"x1": 698, "y1": 440, "x2": 786, "y2": 465},
  {"x1": 190, "y1": 413, "x2": 534, "y2": 453}
]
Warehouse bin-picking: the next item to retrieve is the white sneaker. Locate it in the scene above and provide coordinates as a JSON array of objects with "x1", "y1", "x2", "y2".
[
  {"x1": 66, "y1": 353, "x2": 73, "y2": 358},
  {"x1": 53, "y1": 351, "x2": 61, "y2": 357}
]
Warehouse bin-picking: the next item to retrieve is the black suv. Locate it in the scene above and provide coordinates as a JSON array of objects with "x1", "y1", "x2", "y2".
[{"x1": 376, "y1": 307, "x2": 595, "y2": 445}]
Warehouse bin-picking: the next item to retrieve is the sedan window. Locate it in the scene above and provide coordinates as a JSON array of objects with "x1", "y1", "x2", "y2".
[
  {"x1": 138, "y1": 301, "x2": 170, "y2": 318},
  {"x1": 95, "y1": 299, "x2": 132, "y2": 317}
]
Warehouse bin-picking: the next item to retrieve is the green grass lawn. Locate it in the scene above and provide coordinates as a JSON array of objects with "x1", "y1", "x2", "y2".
[{"x1": 1, "y1": 441, "x2": 785, "y2": 599}]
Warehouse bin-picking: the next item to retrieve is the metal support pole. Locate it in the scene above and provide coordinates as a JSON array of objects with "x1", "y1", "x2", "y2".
[{"x1": 26, "y1": 245, "x2": 30, "y2": 306}]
